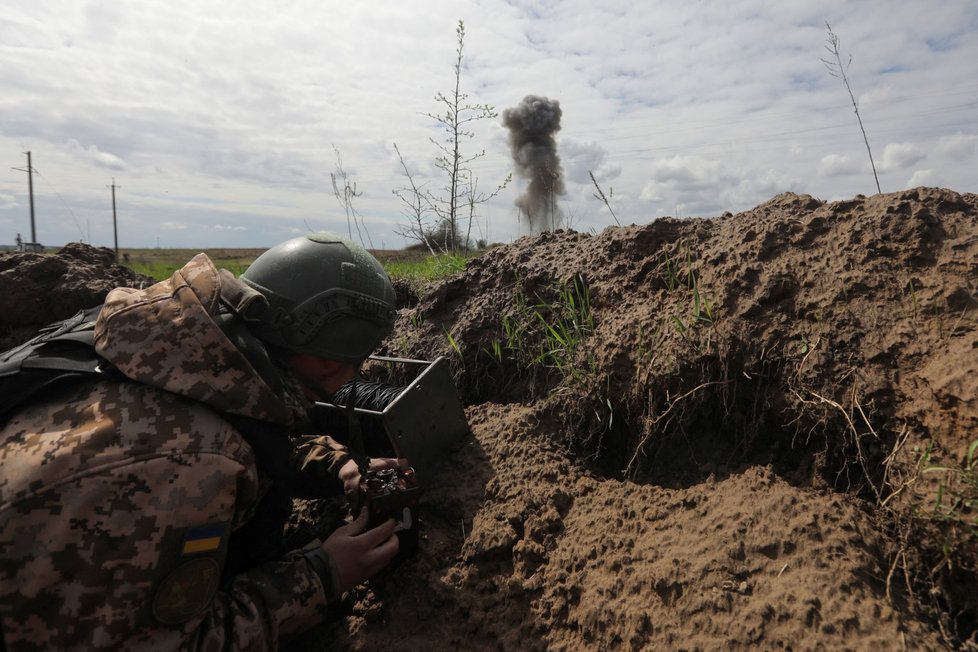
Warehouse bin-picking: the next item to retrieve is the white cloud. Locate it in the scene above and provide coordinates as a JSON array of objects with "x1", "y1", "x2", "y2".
[
  {"x1": 0, "y1": 193, "x2": 16, "y2": 210},
  {"x1": 161, "y1": 222, "x2": 190, "y2": 230},
  {"x1": 818, "y1": 154, "x2": 860, "y2": 178},
  {"x1": 66, "y1": 139, "x2": 127, "y2": 171},
  {"x1": 214, "y1": 224, "x2": 248, "y2": 231},
  {"x1": 877, "y1": 142, "x2": 926, "y2": 172},
  {"x1": 936, "y1": 133, "x2": 978, "y2": 161},
  {"x1": 907, "y1": 169, "x2": 938, "y2": 186},
  {"x1": 634, "y1": 154, "x2": 795, "y2": 219}
]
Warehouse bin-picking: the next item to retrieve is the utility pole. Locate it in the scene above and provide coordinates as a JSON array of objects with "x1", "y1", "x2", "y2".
[
  {"x1": 108, "y1": 178, "x2": 120, "y2": 261},
  {"x1": 12, "y1": 151, "x2": 37, "y2": 245}
]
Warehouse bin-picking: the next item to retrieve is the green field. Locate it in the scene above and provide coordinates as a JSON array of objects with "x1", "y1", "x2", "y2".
[
  {"x1": 120, "y1": 248, "x2": 266, "y2": 279},
  {"x1": 120, "y1": 247, "x2": 471, "y2": 284}
]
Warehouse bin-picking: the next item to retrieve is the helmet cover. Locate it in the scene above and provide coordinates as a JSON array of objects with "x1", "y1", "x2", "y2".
[{"x1": 240, "y1": 233, "x2": 396, "y2": 362}]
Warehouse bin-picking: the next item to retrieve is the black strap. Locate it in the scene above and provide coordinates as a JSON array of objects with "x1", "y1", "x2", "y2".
[{"x1": 0, "y1": 307, "x2": 109, "y2": 421}]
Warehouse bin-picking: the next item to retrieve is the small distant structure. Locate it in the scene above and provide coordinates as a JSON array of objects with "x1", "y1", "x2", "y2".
[
  {"x1": 15, "y1": 232, "x2": 44, "y2": 253},
  {"x1": 12, "y1": 153, "x2": 46, "y2": 253}
]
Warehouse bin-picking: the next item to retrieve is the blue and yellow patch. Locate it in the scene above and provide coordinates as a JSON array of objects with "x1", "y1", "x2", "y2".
[{"x1": 181, "y1": 524, "x2": 224, "y2": 555}]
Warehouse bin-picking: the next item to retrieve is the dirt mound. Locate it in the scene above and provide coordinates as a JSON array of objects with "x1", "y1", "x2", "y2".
[
  {"x1": 3, "y1": 193, "x2": 975, "y2": 648},
  {"x1": 290, "y1": 187, "x2": 978, "y2": 650},
  {"x1": 0, "y1": 243, "x2": 153, "y2": 349}
]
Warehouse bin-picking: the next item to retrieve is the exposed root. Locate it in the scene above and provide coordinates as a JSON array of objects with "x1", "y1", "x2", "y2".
[
  {"x1": 791, "y1": 384, "x2": 883, "y2": 502},
  {"x1": 626, "y1": 379, "x2": 732, "y2": 477}
]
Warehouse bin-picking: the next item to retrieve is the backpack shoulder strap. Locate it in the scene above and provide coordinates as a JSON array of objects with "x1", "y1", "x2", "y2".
[{"x1": 0, "y1": 306, "x2": 114, "y2": 421}]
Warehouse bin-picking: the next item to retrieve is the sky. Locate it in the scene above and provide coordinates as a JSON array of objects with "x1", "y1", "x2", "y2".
[{"x1": 1, "y1": 0, "x2": 976, "y2": 250}]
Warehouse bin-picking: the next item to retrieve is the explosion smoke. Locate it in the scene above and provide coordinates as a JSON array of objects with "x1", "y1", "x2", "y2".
[{"x1": 502, "y1": 95, "x2": 565, "y2": 232}]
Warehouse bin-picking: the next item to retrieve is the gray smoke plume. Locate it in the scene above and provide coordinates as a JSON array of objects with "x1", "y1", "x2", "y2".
[{"x1": 502, "y1": 95, "x2": 565, "y2": 232}]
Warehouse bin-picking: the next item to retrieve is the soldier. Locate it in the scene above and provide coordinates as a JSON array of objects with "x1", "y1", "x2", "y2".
[{"x1": 0, "y1": 233, "x2": 405, "y2": 650}]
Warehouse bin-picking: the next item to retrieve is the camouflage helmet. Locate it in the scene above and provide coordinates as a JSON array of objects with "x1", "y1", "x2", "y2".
[{"x1": 239, "y1": 232, "x2": 397, "y2": 363}]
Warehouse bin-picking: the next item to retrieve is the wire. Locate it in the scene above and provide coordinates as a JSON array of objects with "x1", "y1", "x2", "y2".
[
  {"x1": 328, "y1": 378, "x2": 405, "y2": 459},
  {"x1": 31, "y1": 167, "x2": 86, "y2": 242},
  {"x1": 333, "y1": 379, "x2": 403, "y2": 411}
]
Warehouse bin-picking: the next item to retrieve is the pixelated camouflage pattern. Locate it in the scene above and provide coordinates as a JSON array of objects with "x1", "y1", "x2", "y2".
[
  {"x1": 94, "y1": 253, "x2": 299, "y2": 427},
  {"x1": 291, "y1": 435, "x2": 354, "y2": 499},
  {"x1": 0, "y1": 255, "x2": 336, "y2": 650}
]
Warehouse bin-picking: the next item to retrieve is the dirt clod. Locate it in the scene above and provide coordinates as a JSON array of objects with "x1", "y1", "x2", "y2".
[{"x1": 0, "y1": 243, "x2": 153, "y2": 349}]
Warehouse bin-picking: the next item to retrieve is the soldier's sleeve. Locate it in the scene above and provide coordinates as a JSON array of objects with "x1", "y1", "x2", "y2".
[
  {"x1": 186, "y1": 541, "x2": 337, "y2": 650},
  {"x1": 127, "y1": 444, "x2": 339, "y2": 650},
  {"x1": 289, "y1": 435, "x2": 353, "y2": 498}
]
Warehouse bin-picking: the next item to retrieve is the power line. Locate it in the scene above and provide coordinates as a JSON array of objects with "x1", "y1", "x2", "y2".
[{"x1": 32, "y1": 165, "x2": 86, "y2": 242}]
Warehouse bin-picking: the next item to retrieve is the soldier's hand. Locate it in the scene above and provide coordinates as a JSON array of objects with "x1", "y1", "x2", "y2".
[
  {"x1": 320, "y1": 509, "x2": 399, "y2": 593},
  {"x1": 339, "y1": 457, "x2": 409, "y2": 502}
]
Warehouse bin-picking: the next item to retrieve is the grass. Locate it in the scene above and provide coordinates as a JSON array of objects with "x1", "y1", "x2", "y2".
[
  {"x1": 482, "y1": 272, "x2": 595, "y2": 386},
  {"x1": 529, "y1": 273, "x2": 594, "y2": 380},
  {"x1": 121, "y1": 247, "x2": 470, "y2": 284},
  {"x1": 661, "y1": 242, "x2": 716, "y2": 337},
  {"x1": 382, "y1": 253, "x2": 468, "y2": 284},
  {"x1": 921, "y1": 439, "x2": 978, "y2": 529},
  {"x1": 120, "y1": 248, "x2": 265, "y2": 280},
  {"x1": 470, "y1": 272, "x2": 618, "y2": 456},
  {"x1": 896, "y1": 438, "x2": 978, "y2": 614}
]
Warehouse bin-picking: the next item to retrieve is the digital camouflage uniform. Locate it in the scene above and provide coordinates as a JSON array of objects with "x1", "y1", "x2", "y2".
[{"x1": 0, "y1": 254, "x2": 354, "y2": 651}]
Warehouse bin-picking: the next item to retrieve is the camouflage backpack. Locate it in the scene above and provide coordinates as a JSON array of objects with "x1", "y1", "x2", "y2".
[{"x1": 0, "y1": 304, "x2": 297, "y2": 577}]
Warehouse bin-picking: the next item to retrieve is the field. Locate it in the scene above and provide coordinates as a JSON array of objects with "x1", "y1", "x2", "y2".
[
  {"x1": 119, "y1": 246, "x2": 467, "y2": 285},
  {"x1": 119, "y1": 247, "x2": 268, "y2": 279}
]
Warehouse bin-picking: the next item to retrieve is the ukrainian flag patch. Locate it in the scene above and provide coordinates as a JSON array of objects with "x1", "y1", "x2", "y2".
[{"x1": 182, "y1": 524, "x2": 225, "y2": 556}]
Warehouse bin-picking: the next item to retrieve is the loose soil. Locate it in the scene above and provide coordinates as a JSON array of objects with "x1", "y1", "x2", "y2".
[
  {"x1": 0, "y1": 243, "x2": 153, "y2": 349},
  {"x1": 2, "y1": 187, "x2": 976, "y2": 650}
]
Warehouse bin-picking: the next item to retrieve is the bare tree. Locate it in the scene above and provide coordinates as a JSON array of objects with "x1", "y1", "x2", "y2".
[
  {"x1": 392, "y1": 142, "x2": 437, "y2": 255},
  {"x1": 820, "y1": 22, "x2": 881, "y2": 195},
  {"x1": 330, "y1": 145, "x2": 373, "y2": 248},
  {"x1": 463, "y1": 175, "x2": 480, "y2": 250},
  {"x1": 423, "y1": 20, "x2": 509, "y2": 254}
]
